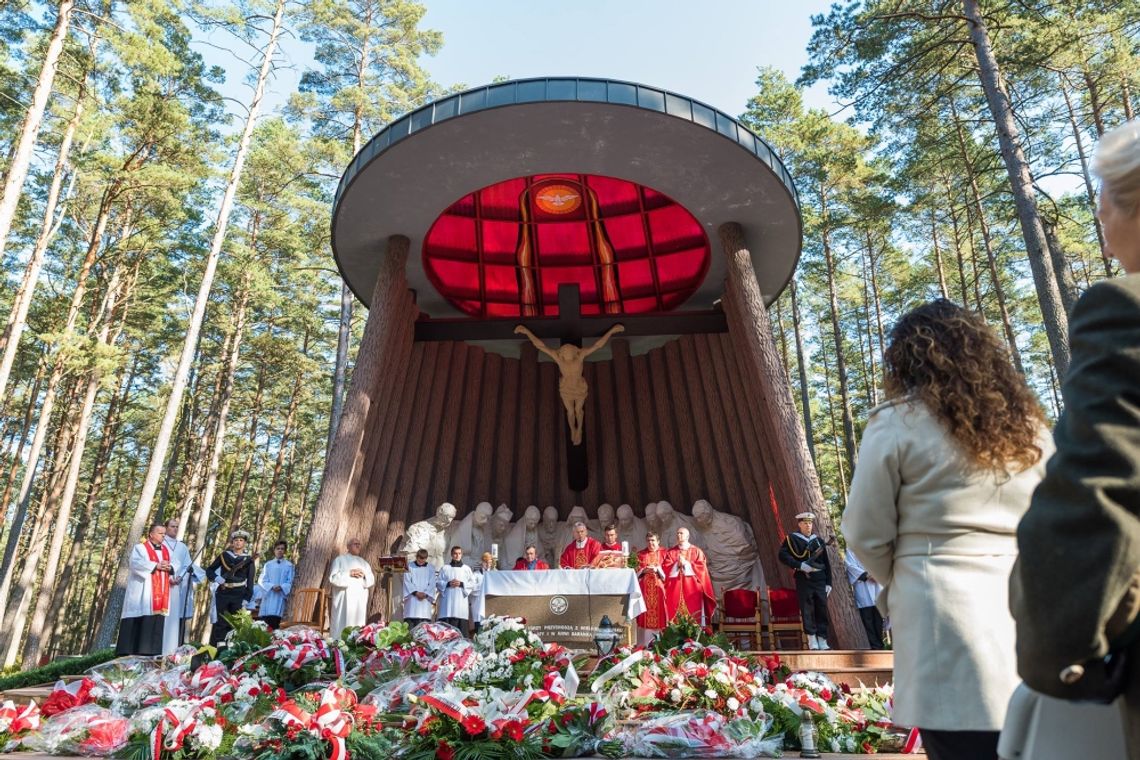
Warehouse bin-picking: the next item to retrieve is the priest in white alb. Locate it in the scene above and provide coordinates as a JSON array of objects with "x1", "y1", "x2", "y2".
[
  {"x1": 117, "y1": 523, "x2": 174, "y2": 656},
  {"x1": 161, "y1": 517, "x2": 200, "y2": 654},
  {"x1": 402, "y1": 548, "x2": 437, "y2": 627},
  {"x1": 436, "y1": 545, "x2": 475, "y2": 633},
  {"x1": 328, "y1": 538, "x2": 375, "y2": 636},
  {"x1": 257, "y1": 539, "x2": 294, "y2": 630}
]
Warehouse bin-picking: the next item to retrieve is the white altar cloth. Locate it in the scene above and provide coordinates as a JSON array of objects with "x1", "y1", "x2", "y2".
[{"x1": 483, "y1": 569, "x2": 646, "y2": 618}]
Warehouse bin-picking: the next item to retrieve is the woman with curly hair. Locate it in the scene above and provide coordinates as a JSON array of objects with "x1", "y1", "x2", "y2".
[{"x1": 841, "y1": 299, "x2": 1053, "y2": 760}]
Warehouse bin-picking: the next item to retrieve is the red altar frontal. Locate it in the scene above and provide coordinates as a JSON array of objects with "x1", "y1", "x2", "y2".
[{"x1": 293, "y1": 77, "x2": 869, "y2": 648}]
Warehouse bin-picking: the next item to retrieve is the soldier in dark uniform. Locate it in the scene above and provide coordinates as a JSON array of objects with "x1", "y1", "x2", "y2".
[
  {"x1": 206, "y1": 529, "x2": 256, "y2": 646},
  {"x1": 777, "y1": 512, "x2": 832, "y2": 650}
]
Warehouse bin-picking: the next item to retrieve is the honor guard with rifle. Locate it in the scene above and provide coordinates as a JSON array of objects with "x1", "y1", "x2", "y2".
[{"x1": 778, "y1": 512, "x2": 833, "y2": 650}]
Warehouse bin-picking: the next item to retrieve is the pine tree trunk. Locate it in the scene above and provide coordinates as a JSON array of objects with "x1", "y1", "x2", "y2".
[
  {"x1": 789, "y1": 279, "x2": 816, "y2": 465},
  {"x1": 253, "y1": 374, "x2": 301, "y2": 545},
  {"x1": 962, "y1": 0, "x2": 1070, "y2": 375},
  {"x1": 0, "y1": 94, "x2": 84, "y2": 404},
  {"x1": 1123, "y1": 77, "x2": 1134, "y2": 121},
  {"x1": 0, "y1": 369, "x2": 43, "y2": 532},
  {"x1": 819, "y1": 197, "x2": 857, "y2": 474},
  {"x1": 0, "y1": 0, "x2": 75, "y2": 271},
  {"x1": 1043, "y1": 222, "x2": 1080, "y2": 315},
  {"x1": 0, "y1": 190, "x2": 113, "y2": 620},
  {"x1": 948, "y1": 96, "x2": 1025, "y2": 372},
  {"x1": 99, "y1": 0, "x2": 288, "y2": 646},
  {"x1": 940, "y1": 172, "x2": 972, "y2": 307},
  {"x1": 190, "y1": 283, "x2": 251, "y2": 550},
  {"x1": 1059, "y1": 75, "x2": 1111, "y2": 275},
  {"x1": 43, "y1": 356, "x2": 135, "y2": 654},
  {"x1": 228, "y1": 371, "x2": 266, "y2": 535},
  {"x1": 1083, "y1": 68, "x2": 1106, "y2": 137},
  {"x1": 328, "y1": 284, "x2": 352, "y2": 458},
  {"x1": 931, "y1": 210, "x2": 949, "y2": 299},
  {"x1": 20, "y1": 264, "x2": 124, "y2": 665}
]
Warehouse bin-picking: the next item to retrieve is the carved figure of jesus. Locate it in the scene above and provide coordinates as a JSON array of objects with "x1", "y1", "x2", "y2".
[{"x1": 513, "y1": 323, "x2": 625, "y2": 445}]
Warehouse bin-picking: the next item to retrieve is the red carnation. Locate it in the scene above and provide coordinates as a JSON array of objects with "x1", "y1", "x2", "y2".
[
  {"x1": 437, "y1": 740, "x2": 455, "y2": 760},
  {"x1": 506, "y1": 720, "x2": 525, "y2": 742}
]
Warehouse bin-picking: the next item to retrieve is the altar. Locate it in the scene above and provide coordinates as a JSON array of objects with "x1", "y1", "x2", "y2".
[{"x1": 483, "y1": 569, "x2": 645, "y2": 647}]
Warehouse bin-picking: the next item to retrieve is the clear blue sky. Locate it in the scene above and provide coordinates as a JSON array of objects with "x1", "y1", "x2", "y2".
[
  {"x1": 416, "y1": 0, "x2": 837, "y2": 116},
  {"x1": 205, "y1": 0, "x2": 839, "y2": 126}
]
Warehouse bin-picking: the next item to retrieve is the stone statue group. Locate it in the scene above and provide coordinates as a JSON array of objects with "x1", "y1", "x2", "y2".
[{"x1": 403, "y1": 498, "x2": 765, "y2": 599}]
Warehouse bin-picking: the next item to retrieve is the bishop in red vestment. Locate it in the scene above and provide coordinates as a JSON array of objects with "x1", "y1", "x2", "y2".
[
  {"x1": 636, "y1": 533, "x2": 668, "y2": 637},
  {"x1": 663, "y1": 527, "x2": 716, "y2": 625},
  {"x1": 559, "y1": 521, "x2": 601, "y2": 568}
]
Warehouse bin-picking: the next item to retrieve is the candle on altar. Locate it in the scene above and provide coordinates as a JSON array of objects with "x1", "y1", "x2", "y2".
[
  {"x1": 491, "y1": 543, "x2": 499, "y2": 559},
  {"x1": 621, "y1": 541, "x2": 629, "y2": 555}
]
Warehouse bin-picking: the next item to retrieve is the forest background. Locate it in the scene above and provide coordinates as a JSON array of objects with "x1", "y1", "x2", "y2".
[{"x1": 0, "y1": 0, "x2": 1134, "y2": 668}]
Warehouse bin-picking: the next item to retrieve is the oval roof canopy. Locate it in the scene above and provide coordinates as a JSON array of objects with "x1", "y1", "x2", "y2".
[{"x1": 331, "y1": 77, "x2": 802, "y2": 317}]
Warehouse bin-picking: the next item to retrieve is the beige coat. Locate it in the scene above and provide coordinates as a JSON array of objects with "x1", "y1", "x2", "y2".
[{"x1": 841, "y1": 399, "x2": 1052, "y2": 730}]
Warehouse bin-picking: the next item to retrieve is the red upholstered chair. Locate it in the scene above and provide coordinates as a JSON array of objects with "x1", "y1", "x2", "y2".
[
  {"x1": 763, "y1": 587, "x2": 807, "y2": 650},
  {"x1": 718, "y1": 588, "x2": 762, "y2": 650}
]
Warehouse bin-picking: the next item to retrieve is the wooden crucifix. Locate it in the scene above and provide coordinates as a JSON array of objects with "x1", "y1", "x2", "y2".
[{"x1": 514, "y1": 285, "x2": 625, "y2": 492}]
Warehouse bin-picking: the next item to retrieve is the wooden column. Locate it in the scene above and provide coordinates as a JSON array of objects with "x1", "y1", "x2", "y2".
[
  {"x1": 291, "y1": 235, "x2": 412, "y2": 605},
  {"x1": 718, "y1": 222, "x2": 867, "y2": 649}
]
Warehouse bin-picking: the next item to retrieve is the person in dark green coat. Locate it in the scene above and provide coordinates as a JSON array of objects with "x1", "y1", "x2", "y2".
[{"x1": 1011, "y1": 119, "x2": 1140, "y2": 756}]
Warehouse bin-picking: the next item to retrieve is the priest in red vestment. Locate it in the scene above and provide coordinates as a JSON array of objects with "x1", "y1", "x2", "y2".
[
  {"x1": 663, "y1": 527, "x2": 716, "y2": 625},
  {"x1": 636, "y1": 532, "x2": 668, "y2": 645},
  {"x1": 600, "y1": 524, "x2": 622, "y2": 552},
  {"x1": 559, "y1": 521, "x2": 601, "y2": 568},
  {"x1": 513, "y1": 545, "x2": 550, "y2": 570}
]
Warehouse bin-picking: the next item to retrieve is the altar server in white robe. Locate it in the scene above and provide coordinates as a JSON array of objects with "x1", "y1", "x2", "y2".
[
  {"x1": 470, "y1": 551, "x2": 495, "y2": 633},
  {"x1": 402, "y1": 549, "x2": 437, "y2": 627},
  {"x1": 328, "y1": 538, "x2": 375, "y2": 636},
  {"x1": 161, "y1": 518, "x2": 198, "y2": 654},
  {"x1": 436, "y1": 545, "x2": 475, "y2": 634},
  {"x1": 117, "y1": 523, "x2": 174, "y2": 656},
  {"x1": 257, "y1": 540, "x2": 294, "y2": 630}
]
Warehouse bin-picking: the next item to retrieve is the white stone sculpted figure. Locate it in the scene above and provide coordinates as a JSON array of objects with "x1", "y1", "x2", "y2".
[
  {"x1": 506, "y1": 505, "x2": 542, "y2": 567},
  {"x1": 447, "y1": 501, "x2": 495, "y2": 567},
  {"x1": 491, "y1": 504, "x2": 513, "y2": 562},
  {"x1": 655, "y1": 500, "x2": 704, "y2": 548},
  {"x1": 594, "y1": 503, "x2": 616, "y2": 540},
  {"x1": 691, "y1": 499, "x2": 765, "y2": 599},
  {"x1": 559, "y1": 505, "x2": 590, "y2": 551},
  {"x1": 644, "y1": 502, "x2": 660, "y2": 535},
  {"x1": 404, "y1": 502, "x2": 457, "y2": 569},
  {"x1": 513, "y1": 323, "x2": 625, "y2": 445},
  {"x1": 616, "y1": 504, "x2": 647, "y2": 549},
  {"x1": 538, "y1": 506, "x2": 561, "y2": 568}
]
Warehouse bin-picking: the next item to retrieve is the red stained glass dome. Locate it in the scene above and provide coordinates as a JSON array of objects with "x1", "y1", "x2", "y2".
[{"x1": 422, "y1": 173, "x2": 711, "y2": 318}]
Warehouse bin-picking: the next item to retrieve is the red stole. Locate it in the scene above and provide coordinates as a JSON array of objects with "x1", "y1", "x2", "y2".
[
  {"x1": 636, "y1": 548, "x2": 667, "y2": 630},
  {"x1": 143, "y1": 541, "x2": 171, "y2": 615}
]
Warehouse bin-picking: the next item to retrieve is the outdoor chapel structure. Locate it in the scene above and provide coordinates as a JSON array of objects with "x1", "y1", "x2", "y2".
[{"x1": 294, "y1": 77, "x2": 867, "y2": 648}]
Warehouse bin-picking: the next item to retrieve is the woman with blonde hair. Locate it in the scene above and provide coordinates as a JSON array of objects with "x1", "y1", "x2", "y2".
[
  {"x1": 842, "y1": 299, "x2": 1052, "y2": 760},
  {"x1": 1012, "y1": 120, "x2": 1140, "y2": 755}
]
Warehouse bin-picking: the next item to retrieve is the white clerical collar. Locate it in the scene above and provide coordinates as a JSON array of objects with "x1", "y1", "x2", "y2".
[
  {"x1": 678, "y1": 542, "x2": 690, "y2": 550},
  {"x1": 575, "y1": 539, "x2": 586, "y2": 548}
]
